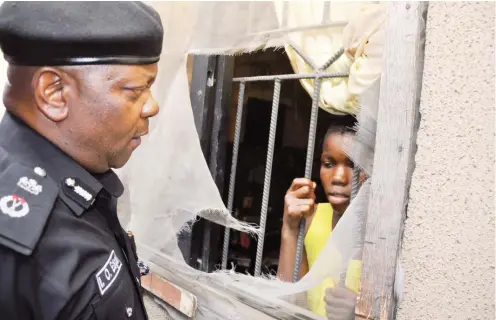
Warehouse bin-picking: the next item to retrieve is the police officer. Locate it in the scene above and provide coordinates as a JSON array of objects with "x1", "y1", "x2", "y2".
[{"x1": 0, "y1": 2, "x2": 163, "y2": 319}]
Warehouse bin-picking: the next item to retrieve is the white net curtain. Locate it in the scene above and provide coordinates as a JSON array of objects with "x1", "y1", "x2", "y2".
[
  {"x1": 0, "y1": 1, "x2": 386, "y2": 318},
  {"x1": 118, "y1": 1, "x2": 386, "y2": 318}
]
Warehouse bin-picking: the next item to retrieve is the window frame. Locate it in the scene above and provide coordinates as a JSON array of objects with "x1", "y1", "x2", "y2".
[{"x1": 170, "y1": 1, "x2": 428, "y2": 319}]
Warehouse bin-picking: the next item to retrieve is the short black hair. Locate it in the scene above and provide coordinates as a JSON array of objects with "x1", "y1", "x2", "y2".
[{"x1": 323, "y1": 115, "x2": 357, "y2": 146}]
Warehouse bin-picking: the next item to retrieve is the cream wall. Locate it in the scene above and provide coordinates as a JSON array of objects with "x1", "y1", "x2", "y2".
[{"x1": 398, "y1": 2, "x2": 495, "y2": 319}]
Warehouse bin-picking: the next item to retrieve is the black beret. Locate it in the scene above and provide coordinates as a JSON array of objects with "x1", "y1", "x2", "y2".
[{"x1": 0, "y1": 1, "x2": 164, "y2": 66}]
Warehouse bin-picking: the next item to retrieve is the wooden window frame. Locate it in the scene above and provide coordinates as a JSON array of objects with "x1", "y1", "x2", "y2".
[{"x1": 356, "y1": 2, "x2": 428, "y2": 319}]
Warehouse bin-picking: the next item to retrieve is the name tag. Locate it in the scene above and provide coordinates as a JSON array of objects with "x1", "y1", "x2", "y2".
[{"x1": 95, "y1": 250, "x2": 123, "y2": 295}]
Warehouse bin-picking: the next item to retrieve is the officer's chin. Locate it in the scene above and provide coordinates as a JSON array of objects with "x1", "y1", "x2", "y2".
[{"x1": 110, "y1": 152, "x2": 133, "y2": 170}]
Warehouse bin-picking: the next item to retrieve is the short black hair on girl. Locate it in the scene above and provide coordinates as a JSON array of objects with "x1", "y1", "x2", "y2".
[{"x1": 323, "y1": 115, "x2": 357, "y2": 145}]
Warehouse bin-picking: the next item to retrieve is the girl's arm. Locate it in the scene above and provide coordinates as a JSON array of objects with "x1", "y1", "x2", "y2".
[
  {"x1": 276, "y1": 177, "x2": 316, "y2": 281},
  {"x1": 277, "y1": 217, "x2": 312, "y2": 282}
]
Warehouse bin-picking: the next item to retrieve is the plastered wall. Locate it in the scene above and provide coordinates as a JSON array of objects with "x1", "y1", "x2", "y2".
[{"x1": 398, "y1": 2, "x2": 495, "y2": 319}]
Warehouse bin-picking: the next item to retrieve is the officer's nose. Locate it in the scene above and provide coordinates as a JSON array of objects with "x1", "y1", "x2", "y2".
[{"x1": 141, "y1": 95, "x2": 159, "y2": 118}]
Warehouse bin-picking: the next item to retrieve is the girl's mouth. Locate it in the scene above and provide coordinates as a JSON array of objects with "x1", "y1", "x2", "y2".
[{"x1": 328, "y1": 192, "x2": 350, "y2": 205}]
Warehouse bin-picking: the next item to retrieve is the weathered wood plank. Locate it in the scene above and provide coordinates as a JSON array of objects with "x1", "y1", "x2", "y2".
[
  {"x1": 142, "y1": 272, "x2": 198, "y2": 318},
  {"x1": 143, "y1": 261, "x2": 277, "y2": 320},
  {"x1": 139, "y1": 247, "x2": 324, "y2": 320},
  {"x1": 355, "y1": 2, "x2": 428, "y2": 319}
]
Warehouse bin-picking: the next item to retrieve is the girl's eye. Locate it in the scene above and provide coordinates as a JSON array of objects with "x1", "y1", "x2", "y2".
[{"x1": 323, "y1": 161, "x2": 335, "y2": 168}]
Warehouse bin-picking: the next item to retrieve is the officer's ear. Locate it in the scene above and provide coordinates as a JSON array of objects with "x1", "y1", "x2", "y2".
[{"x1": 33, "y1": 67, "x2": 72, "y2": 122}]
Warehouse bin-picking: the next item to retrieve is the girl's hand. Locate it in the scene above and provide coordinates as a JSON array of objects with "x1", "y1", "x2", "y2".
[
  {"x1": 282, "y1": 178, "x2": 316, "y2": 233},
  {"x1": 325, "y1": 287, "x2": 357, "y2": 320}
]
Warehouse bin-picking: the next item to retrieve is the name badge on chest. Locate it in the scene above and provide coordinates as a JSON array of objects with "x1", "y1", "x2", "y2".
[{"x1": 95, "y1": 250, "x2": 123, "y2": 295}]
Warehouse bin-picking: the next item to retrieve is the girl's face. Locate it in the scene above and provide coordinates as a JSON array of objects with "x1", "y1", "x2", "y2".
[{"x1": 320, "y1": 132, "x2": 354, "y2": 214}]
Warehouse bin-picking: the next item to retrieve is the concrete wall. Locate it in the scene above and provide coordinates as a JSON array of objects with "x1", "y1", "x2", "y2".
[{"x1": 398, "y1": 2, "x2": 495, "y2": 319}]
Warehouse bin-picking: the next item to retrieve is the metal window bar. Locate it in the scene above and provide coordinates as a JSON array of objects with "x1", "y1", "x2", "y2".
[
  {"x1": 220, "y1": 44, "x2": 361, "y2": 279},
  {"x1": 338, "y1": 165, "x2": 361, "y2": 284},
  {"x1": 221, "y1": 82, "x2": 246, "y2": 270},
  {"x1": 253, "y1": 79, "x2": 281, "y2": 276}
]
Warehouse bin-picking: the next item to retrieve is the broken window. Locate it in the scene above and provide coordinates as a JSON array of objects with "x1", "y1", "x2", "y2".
[{"x1": 119, "y1": 1, "x2": 428, "y2": 319}]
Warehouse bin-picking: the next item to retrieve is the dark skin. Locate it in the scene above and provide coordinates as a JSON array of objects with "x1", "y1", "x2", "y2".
[
  {"x1": 3, "y1": 63, "x2": 159, "y2": 173},
  {"x1": 277, "y1": 131, "x2": 364, "y2": 319}
]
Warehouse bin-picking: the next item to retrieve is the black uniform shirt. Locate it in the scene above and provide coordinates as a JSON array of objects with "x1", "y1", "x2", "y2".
[{"x1": 0, "y1": 112, "x2": 148, "y2": 320}]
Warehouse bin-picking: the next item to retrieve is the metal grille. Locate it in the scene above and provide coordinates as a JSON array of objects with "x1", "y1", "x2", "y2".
[{"x1": 219, "y1": 44, "x2": 360, "y2": 279}]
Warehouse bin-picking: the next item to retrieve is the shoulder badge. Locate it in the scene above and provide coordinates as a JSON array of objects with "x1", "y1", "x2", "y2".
[
  {"x1": 0, "y1": 161, "x2": 58, "y2": 255},
  {"x1": 95, "y1": 250, "x2": 123, "y2": 295},
  {"x1": 61, "y1": 176, "x2": 96, "y2": 210}
]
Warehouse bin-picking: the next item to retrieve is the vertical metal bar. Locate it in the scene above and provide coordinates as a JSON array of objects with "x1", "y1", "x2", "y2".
[
  {"x1": 254, "y1": 79, "x2": 281, "y2": 277},
  {"x1": 204, "y1": 56, "x2": 234, "y2": 272},
  {"x1": 200, "y1": 224, "x2": 212, "y2": 272},
  {"x1": 199, "y1": 57, "x2": 219, "y2": 273},
  {"x1": 350, "y1": 166, "x2": 361, "y2": 201},
  {"x1": 293, "y1": 77, "x2": 323, "y2": 282},
  {"x1": 190, "y1": 56, "x2": 218, "y2": 153},
  {"x1": 188, "y1": 55, "x2": 218, "y2": 269},
  {"x1": 189, "y1": 55, "x2": 234, "y2": 273},
  {"x1": 338, "y1": 165, "x2": 361, "y2": 284},
  {"x1": 177, "y1": 220, "x2": 194, "y2": 265},
  {"x1": 338, "y1": 104, "x2": 364, "y2": 284},
  {"x1": 221, "y1": 82, "x2": 246, "y2": 270},
  {"x1": 209, "y1": 56, "x2": 234, "y2": 187}
]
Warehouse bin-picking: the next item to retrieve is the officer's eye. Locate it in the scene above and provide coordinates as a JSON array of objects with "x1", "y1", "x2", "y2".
[
  {"x1": 125, "y1": 87, "x2": 146, "y2": 94},
  {"x1": 123, "y1": 87, "x2": 149, "y2": 101}
]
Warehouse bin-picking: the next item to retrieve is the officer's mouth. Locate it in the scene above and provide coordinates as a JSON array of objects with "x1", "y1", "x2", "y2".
[{"x1": 130, "y1": 131, "x2": 148, "y2": 150}]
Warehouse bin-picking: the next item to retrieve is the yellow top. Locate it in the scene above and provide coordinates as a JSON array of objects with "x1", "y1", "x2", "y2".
[{"x1": 304, "y1": 203, "x2": 362, "y2": 316}]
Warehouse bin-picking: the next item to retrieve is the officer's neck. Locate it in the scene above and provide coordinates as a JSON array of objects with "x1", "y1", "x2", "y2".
[{"x1": 6, "y1": 105, "x2": 110, "y2": 174}]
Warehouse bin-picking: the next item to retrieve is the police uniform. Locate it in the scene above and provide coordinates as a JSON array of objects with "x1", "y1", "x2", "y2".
[{"x1": 0, "y1": 2, "x2": 162, "y2": 319}]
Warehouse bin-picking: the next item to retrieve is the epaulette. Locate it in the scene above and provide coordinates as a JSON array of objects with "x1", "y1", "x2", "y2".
[{"x1": 0, "y1": 150, "x2": 58, "y2": 256}]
